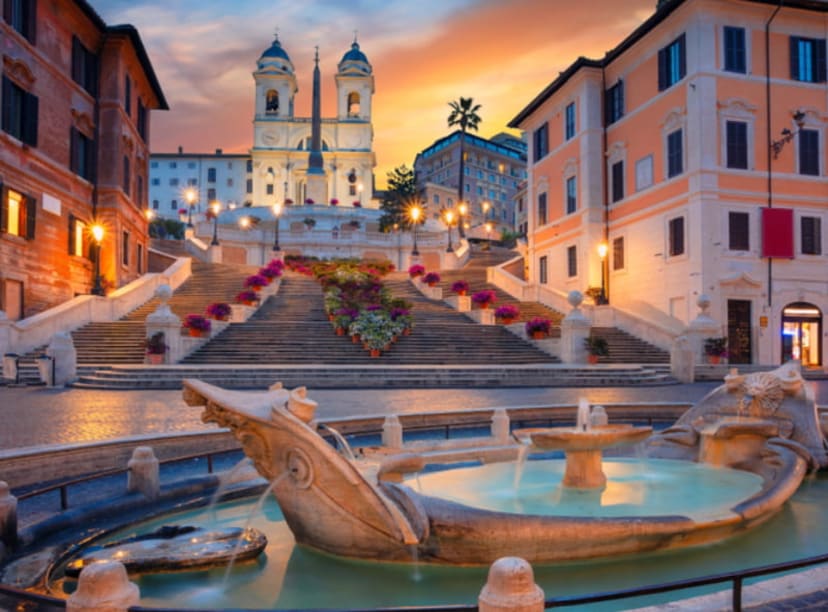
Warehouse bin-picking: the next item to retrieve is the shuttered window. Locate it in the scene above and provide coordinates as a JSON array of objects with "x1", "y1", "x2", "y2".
[
  {"x1": 724, "y1": 27, "x2": 746, "y2": 73},
  {"x1": 726, "y1": 121, "x2": 748, "y2": 169},
  {"x1": 801, "y1": 217, "x2": 822, "y2": 255},
  {"x1": 612, "y1": 237, "x2": 625, "y2": 271},
  {"x1": 658, "y1": 34, "x2": 686, "y2": 90},
  {"x1": 799, "y1": 129, "x2": 819, "y2": 176},
  {"x1": 567, "y1": 245, "x2": 577, "y2": 277},
  {"x1": 668, "y1": 216, "x2": 684, "y2": 257},
  {"x1": 537, "y1": 192, "x2": 547, "y2": 226},
  {"x1": 729, "y1": 212, "x2": 749, "y2": 251},
  {"x1": 1, "y1": 75, "x2": 38, "y2": 147}
]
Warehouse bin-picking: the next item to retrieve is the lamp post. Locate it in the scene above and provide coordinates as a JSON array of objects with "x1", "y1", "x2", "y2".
[
  {"x1": 272, "y1": 201, "x2": 283, "y2": 252},
  {"x1": 185, "y1": 188, "x2": 197, "y2": 228},
  {"x1": 357, "y1": 183, "x2": 364, "y2": 207},
  {"x1": 210, "y1": 201, "x2": 221, "y2": 246},
  {"x1": 458, "y1": 201, "x2": 468, "y2": 238},
  {"x1": 409, "y1": 204, "x2": 422, "y2": 256},
  {"x1": 91, "y1": 223, "x2": 105, "y2": 296},
  {"x1": 484, "y1": 221, "x2": 493, "y2": 250},
  {"x1": 482, "y1": 201, "x2": 491, "y2": 221},
  {"x1": 444, "y1": 209, "x2": 455, "y2": 252},
  {"x1": 771, "y1": 110, "x2": 806, "y2": 159},
  {"x1": 597, "y1": 241, "x2": 608, "y2": 305}
]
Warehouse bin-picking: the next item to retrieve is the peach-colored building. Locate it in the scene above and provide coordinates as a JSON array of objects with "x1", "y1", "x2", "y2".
[
  {"x1": 511, "y1": 0, "x2": 827, "y2": 367},
  {"x1": 0, "y1": 0, "x2": 166, "y2": 319}
]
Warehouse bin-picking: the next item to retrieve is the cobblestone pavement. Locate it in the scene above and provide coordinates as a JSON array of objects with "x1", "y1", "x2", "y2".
[{"x1": 1, "y1": 381, "x2": 827, "y2": 451}]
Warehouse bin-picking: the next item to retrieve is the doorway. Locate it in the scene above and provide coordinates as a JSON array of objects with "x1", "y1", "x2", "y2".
[
  {"x1": 781, "y1": 302, "x2": 822, "y2": 366},
  {"x1": 1, "y1": 279, "x2": 23, "y2": 321},
  {"x1": 727, "y1": 299, "x2": 752, "y2": 364}
]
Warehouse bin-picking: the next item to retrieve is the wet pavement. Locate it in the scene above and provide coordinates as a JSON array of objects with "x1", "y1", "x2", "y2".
[{"x1": 1, "y1": 380, "x2": 828, "y2": 451}]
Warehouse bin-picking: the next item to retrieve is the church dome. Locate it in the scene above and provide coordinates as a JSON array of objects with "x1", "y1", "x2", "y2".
[
  {"x1": 338, "y1": 41, "x2": 371, "y2": 75},
  {"x1": 258, "y1": 36, "x2": 294, "y2": 74}
]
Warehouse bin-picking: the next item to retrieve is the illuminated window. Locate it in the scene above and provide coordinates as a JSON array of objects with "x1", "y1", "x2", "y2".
[{"x1": 6, "y1": 190, "x2": 21, "y2": 236}]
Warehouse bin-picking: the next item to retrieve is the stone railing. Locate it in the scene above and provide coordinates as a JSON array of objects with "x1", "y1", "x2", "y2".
[
  {"x1": 591, "y1": 300, "x2": 683, "y2": 351},
  {"x1": 0, "y1": 257, "x2": 192, "y2": 356},
  {"x1": 488, "y1": 256, "x2": 533, "y2": 300}
]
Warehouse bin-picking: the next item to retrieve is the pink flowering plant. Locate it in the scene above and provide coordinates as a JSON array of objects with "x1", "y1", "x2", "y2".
[
  {"x1": 183, "y1": 314, "x2": 212, "y2": 332},
  {"x1": 471, "y1": 290, "x2": 497, "y2": 307},
  {"x1": 451, "y1": 280, "x2": 469, "y2": 294},
  {"x1": 408, "y1": 264, "x2": 425, "y2": 278},
  {"x1": 525, "y1": 317, "x2": 551, "y2": 336},
  {"x1": 495, "y1": 305, "x2": 519, "y2": 320},
  {"x1": 422, "y1": 272, "x2": 441, "y2": 285},
  {"x1": 235, "y1": 290, "x2": 259, "y2": 303},
  {"x1": 206, "y1": 302, "x2": 232, "y2": 319},
  {"x1": 244, "y1": 274, "x2": 268, "y2": 289}
]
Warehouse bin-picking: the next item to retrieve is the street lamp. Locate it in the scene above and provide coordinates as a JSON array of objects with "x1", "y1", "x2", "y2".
[
  {"x1": 357, "y1": 183, "x2": 364, "y2": 207},
  {"x1": 185, "y1": 188, "x2": 197, "y2": 228},
  {"x1": 210, "y1": 201, "x2": 221, "y2": 246},
  {"x1": 458, "y1": 201, "x2": 468, "y2": 238},
  {"x1": 239, "y1": 216, "x2": 251, "y2": 230},
  {"x1": 91, "y1": 223, "x2": 105, "y2": 296},
  {"x1": 484, "y1": 221, "x2": 493, "y2": 250},
  {"x1": 272, "y1": 201, "x2": 283, "y2": 252},
  {"x1": 482, "y1": 201, "x2": 491, "y2": 220},
  {"x1": 597, "y1": 241, "x2": 608, "y2": 305},
  {"x1": 444, "y1": 209, "x2": 455, "y2": 252},
  {"x1": 771, "y1": 110, "x2": 806, "y2": 159},
  {"x1": 409, "y1": 204, "x2": 422, "y2": 256}
]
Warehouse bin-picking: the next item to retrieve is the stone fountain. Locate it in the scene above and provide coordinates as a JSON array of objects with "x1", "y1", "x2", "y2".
[{"x1": 178, "y1": 361, "x2": 827, "y2": 566}]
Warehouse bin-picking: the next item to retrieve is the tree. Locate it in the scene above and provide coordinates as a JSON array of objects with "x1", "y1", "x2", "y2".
[
  {"x1": 379, "y1": 165, "x2": 420, "y2": 232},
  {"x1": 447, "y1": 97, "x2": 482, "y2": 238}
]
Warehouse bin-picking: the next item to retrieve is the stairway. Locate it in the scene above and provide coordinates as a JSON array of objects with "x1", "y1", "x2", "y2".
[
  {"x1": 181, "y1": 271, "x2": 558, "y2": 365},
  {"x1": 588, "y1": 327, "x2": 670, "y2": 364}
]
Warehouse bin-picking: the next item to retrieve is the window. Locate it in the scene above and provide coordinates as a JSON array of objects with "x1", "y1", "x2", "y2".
[
  {"x1": 605, "y1": 81, "x2": 624, "y2": 124},
  {"x1": 4, "y1": 0, "x2": 36, "y2": 43},
  {"x1": 150, "y1": 161, "x2": 158, "y2": 168},
  {"x1": 728, "y1": 212, "x2": 749, "y2": 251},
  {"x1": 612, "y1": 237, "x2": 624, "y2": 271},
  {"x1": 122, "y1": 156, "x2": 130, "y2": 194},
  {"x1": 136, "y1": 176, "x2": 143, "y2": 205},
  {"x1": 169, "y1": 161, "x2": 177, "y2": 169},
  {"x1": 122, "y1": 231, "x2": 129, "y2": 266},
  {"x1": 667, "y1": 129, "x2": 683, "y2": 178},
  {"x1": 723, "y1": 27, "x2": 746, "y2": 73},
  {"x1": 266, "y1": 183, "x2": 274, "y2": 195},
  {"x1": 566, "y1": 176, "x2": 577, "y2": 214},
  {"x1": 1, "y1": 76, "x2": 38, "y2": 146},
  {"x1": 151, "y1": 178, "x2": 160, "y2": 186},
  {"x1": 187, "y1": 178, "x2": 197, "y2": 186},
  {"x1": 124, "y1": 75, "x2": 131, "y2": 116},
  {"x1": 137, "y1": 100, "x2": 147, "y2": 140},
  {"x1": 187, "y1": 162, "x2": 196, "y2": 169},
  {"x1": 790, "y1": 37, "x2": 827, "y2": 83},
  {"x1": 137, "y1": 243, "x2": 144, "y2": 274},
  {"x1": 71, "y1": 37, "x2": 97, "y2": 95},
  {"x1": 658, "y1": 34, "x2": 686, "y2": 90},
  {"x1": 152, "y1": 199, "x2": 159, "y2": 210},
  {"x1": 537, "y1": 192, "x2": 547, "y2": 226},
  {"x1": 539, "y1": 255, "x2": 548, "y2": 284},
  {"x1": 533, "y1": 123, "x2": 549, "y2": 162},
  {"x1": 266, "y1": 89, "x2": 279, "y2": 113},
  {"x1": 227, "y1": 178, "x2": 233, "y2": 187},
  {"x1": 207, "y1": 168, "x2": 216, "y2": 183},
  {"x1": 246, "y1": 179, "x2": 253, "y2": 194},
  {"x1": 567, "y1": 245, "x2": 577, "y2": 277},
  {"x1": 611, "y1": 161, "x2": 624, "y2": 202},
  {"x1": 70, "y1": 128, "x2": 95, "y2": 181},
  {"x1": 68, "y1": 215, "x2": 87, "y2": 256},
  {"x1": 246, "y1": 160, "x2": 253, "y2": 173},
  {"x1": 170, "y1": 199, "x2": 177, "y2": 210},
  {"x1": 801, "y1": 217, "x2": 822, "y2": 255},
  {"x1": 207, "y1": 188, "x2": 216, "y2": 201},
  {"x1": 635, "y1": 155, "x2": 654, "y2": 191},
  {"x1": 1, "y1": 186, "x2": 35, "y2": 239},
  {"x1": 565, "y1": 103, "x2": 575, "y2": 140},
  {"x1": 799, "y1": 129, "x2": 819, "y2": 176},
  {"x1": 668, "y1": 216, "x2": 685, "y2": 257},
  {"x1": 726, "y1": 121, "x2": 748, "y2": 169},
  {"x1": 169, "y1": 178, "x2": 179, "y2": 187}
]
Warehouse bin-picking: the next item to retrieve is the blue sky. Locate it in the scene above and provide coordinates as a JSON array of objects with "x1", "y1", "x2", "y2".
[{"x1": 93, "y1": 0, "x2": 653, "y2": 185}]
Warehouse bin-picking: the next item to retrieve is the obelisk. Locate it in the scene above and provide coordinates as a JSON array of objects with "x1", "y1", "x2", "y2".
[{"x1": 305, "y1": 46, "x2": 328, "y2": 205}]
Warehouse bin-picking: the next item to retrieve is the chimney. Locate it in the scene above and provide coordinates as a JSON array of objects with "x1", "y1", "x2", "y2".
[
  {"x1": 177, "y1": 145, "x2": 183, "y2": 154},
  {"x1": 215, "y1": 148, "x2": 223, "y2": 155}
]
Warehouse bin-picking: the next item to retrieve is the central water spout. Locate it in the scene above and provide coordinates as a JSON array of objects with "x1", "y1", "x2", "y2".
[{"x1": 577, "y1": 397, "x2": 591, "y2": 431}]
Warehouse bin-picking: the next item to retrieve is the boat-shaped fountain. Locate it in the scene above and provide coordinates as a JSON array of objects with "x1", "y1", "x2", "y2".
[{"x1": 167, "y1": 361, "x2": 826, "y2": 566}]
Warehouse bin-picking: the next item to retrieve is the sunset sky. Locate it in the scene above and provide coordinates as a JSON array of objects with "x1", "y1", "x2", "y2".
[{"x1": 94, "y1": 0, "x2": 656, "y2": 187}]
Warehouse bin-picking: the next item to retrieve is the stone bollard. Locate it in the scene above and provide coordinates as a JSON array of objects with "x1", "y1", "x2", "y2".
[
  {"x1": 382, "y1": 415, "x2": 403, "y2": 449},
  {"x1": 479, "y1": 556, "x2": 545, "y2": 612},
  {"x1": 67, "y1": 560, "x2": 140, "y2": 612},
  {"x1": 46, "y1": 331, "x2": 78, "y2": 385},
  {"x1": 0, "y1": 481, "x2": 18, "y2": 550},
  {"x1": 127, "y1": 446, "x2": 160, "y2": 500},
  {"x1": 491, "y1": 409, "x2": 511, "y2": 443},
  {"x1": 560, "y1": 291, "x2": 591, "y2": 364}
]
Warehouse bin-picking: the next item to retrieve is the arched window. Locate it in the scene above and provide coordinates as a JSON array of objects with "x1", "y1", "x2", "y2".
[
  {"x1": 347, "y1": 91, "x2": 360, "y2": 117},
  {"x1": 266, "y1": 89, "x2": 279, "y2": 114},
  {"x1": 297, "y1": 137, "x2": 329, "y2": 151}
]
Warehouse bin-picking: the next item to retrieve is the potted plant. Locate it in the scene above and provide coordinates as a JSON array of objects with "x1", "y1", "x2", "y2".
[
  {"x1": 525, "y1": 317, "x2": 551, "y2": 340},
  {"x1": 330, "y1": 198, "x2": 339, "y2": 206},
  {"x1": 423, "y1": 272, "x2": 441, "y2": 287},
  {"x1": 142, "y1": 331, "x2": 168, "y2": 365},
  {"x1": 472, "y1": 290, "x2": 497, "y2": 310},
  {"x1": 495, "y1": 305, "x2": 519, "y2": 324},
  {"x1": 451, "y1": 280, "x2": 470, "y2": 296},
  {"x1": 584, "y1": 335, "x2": 610, "y2": 364},
  {"x1": 284, "y1": 198, "x2": 294, "y2": 205},
  {"x1": 236, "y1": 290, "x2": 259, "y2": 306},
  {"x1": 305, "y1": 198, "x2": 315, "y2": 205},
  {"x1": 183, "y1": 314, "x2": 211, "y2": 337},
  {"x1": 332, "y1": 307, "x2": 359, "y2": 336},
  {"x1": 352, "y1": 201, "x2": 361, "y2": 207},
  {"x1": 245, "y1": 274, "x2": 269, "y2": 290},
  {"x1": 704, "y1": 337, "x2": 728, "y2": 364},
  {"x1": 303, "y1": 217, "x2": 316, "y2": 230},
  {"x1": 206, "y1": 302, "x2": 232, "y2": 321},
  {"x1": 408, "y1": 264, "x2": 425, "y2": 279}
]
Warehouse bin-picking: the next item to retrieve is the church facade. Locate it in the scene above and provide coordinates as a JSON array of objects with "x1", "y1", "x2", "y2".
[{"x1": 251, "y1": 37, "x2": 376, "y2": 210}]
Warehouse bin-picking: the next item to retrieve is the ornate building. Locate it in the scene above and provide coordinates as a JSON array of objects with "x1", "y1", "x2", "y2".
[{"x1": 250, "y1": 36, "x2": 377, "y2": 209}]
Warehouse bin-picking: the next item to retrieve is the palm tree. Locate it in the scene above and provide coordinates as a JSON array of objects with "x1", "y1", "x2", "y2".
[{"x1": 447, "y1": 97, "x2": 482, "y2": 238}]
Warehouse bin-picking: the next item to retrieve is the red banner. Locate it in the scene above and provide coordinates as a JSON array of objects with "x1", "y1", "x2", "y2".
[{"x1": 761, "y1": 208, "x2": 794, "y2": 258}]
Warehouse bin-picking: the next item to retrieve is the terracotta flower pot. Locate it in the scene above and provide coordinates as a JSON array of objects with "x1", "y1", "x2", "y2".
[
  {"x1": 457, "y1": 290, "x2": 467, "y2": 296},
  {"x1": 708, "y1": 355, "x2": 721, "y2": 364},
  {"x1": 587, "y1": 354, "x2": 599, "y2": 365},
  {"x1": 479, "y1": 303, "x2": 490, "y2": 310},
  {"x1": 335, "y1": 327, "x2": 345, "y2": 336},
  {"x1": 403, "y1": 328, "x2": 411, "y2": 336},
  {"x1": 531, "y1": 331, "x2": 547, "y2": 340},
  {"x1": 500, "y1": 317, "x2": 515, "y2": 325},
  {"x1": 188, "y1": 328, "x2": 204, "y2": 338},
  {"x1": 370, "y1": 349, "x2": 381, "y2": 358},
  {"x1": 352, "y1": 334, "x2": 360, "y2": 344},
  {"x1": 147, "y1": 353, "x2": 164, "y2": 365},
  {"x1": 427, "y1": 282, "x2": 437, "y2": 287}
]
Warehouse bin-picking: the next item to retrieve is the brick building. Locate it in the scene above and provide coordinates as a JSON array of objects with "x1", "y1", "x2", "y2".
[{"x1": 0, "y1": 0, "x2": 167, "y2": 319}]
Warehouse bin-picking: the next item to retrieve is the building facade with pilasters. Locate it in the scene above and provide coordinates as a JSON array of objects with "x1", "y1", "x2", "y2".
[{"x1": 511, "y1": 0, "x2": 827, "y2": 367}]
